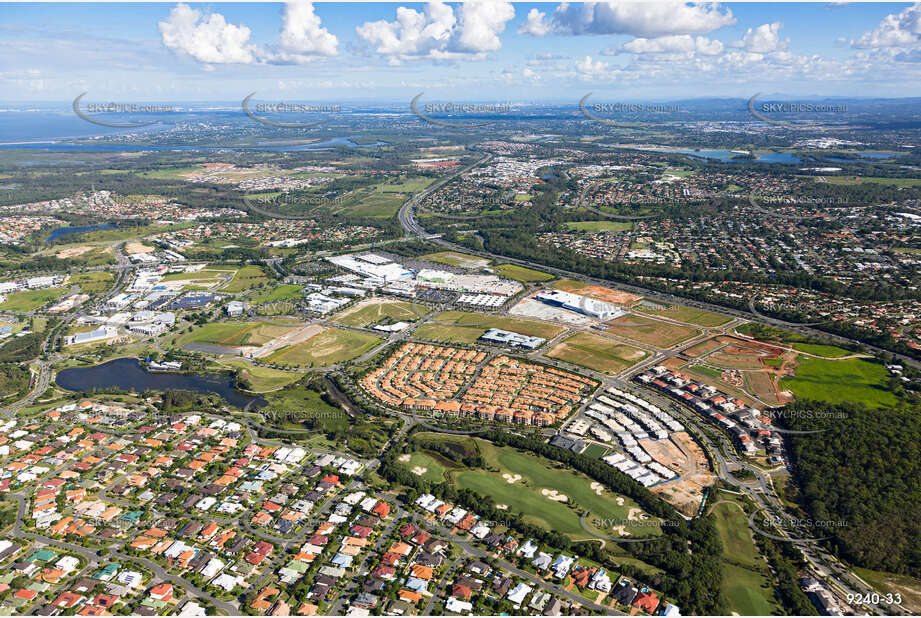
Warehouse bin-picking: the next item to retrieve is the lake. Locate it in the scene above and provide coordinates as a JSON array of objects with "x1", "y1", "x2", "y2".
[
  {"x1": 647, "y1": 148, "x2": 803, "y2": 163},
  {"x1": 56, "y1": 357, "x2": 266, "y2": 409},
  {"x1": 46, "y1": 223, "x2": 116, "y2": 242}
]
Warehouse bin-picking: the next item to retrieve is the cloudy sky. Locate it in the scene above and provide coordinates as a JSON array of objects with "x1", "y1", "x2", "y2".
[{"x1": 3, "y1": 1, "x2": 921, "y2": 102}]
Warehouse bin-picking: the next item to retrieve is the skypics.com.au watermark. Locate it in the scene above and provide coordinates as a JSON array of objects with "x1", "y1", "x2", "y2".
[
  {"x1": 747, "y1": 509, "x2": 846, "y2": 542},
  {"x1": 242, "y1": 93, "x2": 343, "y2": 129},
  {"x1": 411, "y1": 93, "x2": 515, "y2": 128},
  {"x1": 242, "y1": 191, "x2": 342, "y2": 219},
  {"x1": 579, "y1": 93, "x2": 681, "y2": 128},
  {"x1": 73, "y1": 92, "x2": 176, "y2": 128},
  {"x1": 748, "y1": 93, "x2": 848, "y2": 128}
]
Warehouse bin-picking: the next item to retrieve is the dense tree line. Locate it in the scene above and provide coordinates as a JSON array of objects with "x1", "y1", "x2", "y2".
[{"x1": 783, "y1": 399, "x2": 921, "y2": 577}]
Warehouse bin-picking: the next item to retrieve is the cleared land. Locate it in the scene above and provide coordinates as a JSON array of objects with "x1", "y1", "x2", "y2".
[
  {"x1": 413, "y1": 310, "x2": 566, "y2": 344},
  {"x1": 552, "y1": 280, "x2": 642, "y2": 305},
  {"x1": 162, "y1": 267, "x2": 237, "y2": 290},
  {"x1": 333, "y1": 297, "x2": 428, "y2": 328},
  {"x1": 177, "y1": 321, "x2": 299, "y2": 347},
  {"x1": 637, "y1": 303, "x2": 732, "y2": 327},
  {"x1": 222, "y1": 265, "x2": 270, "y2": 292},
  {"x1": 780, "y1": 356, "x2": 897, "y2": 408},
  {"x1": 492, "y1": 264, "x2": 553, "y2": 282},
  {"x1": 0, "y1": 288, "x2": 67, "y2": 312},
  {"x1": 421, "y1": 251, "x2": 491, "y2": 269},
  {"x1": 215, "y1": 358, "x2": 302, "y2": 392},
  {"x1": 546, "y1": 332, "x2": 648, "y2": 375},
  {"x1": 564, "y1": 221, "x2": 633, "y2": 232},
  {"x1": 250, "y1": 284, "x2": 304, "y2": 304},
  {"x1": 604, "y1": 314, "x2": 699, "y2": 348},
  {"x1": 266, "y1": 328, "x2": 381, "y2": 367},
  {"x1": 68, "y1": 271, "x2": 115, "y2": 295}
]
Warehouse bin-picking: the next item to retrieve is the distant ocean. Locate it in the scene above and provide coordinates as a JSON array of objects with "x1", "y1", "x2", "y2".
[{"x1": 0, "y1": 111, "x2": 144, "y2": 143}]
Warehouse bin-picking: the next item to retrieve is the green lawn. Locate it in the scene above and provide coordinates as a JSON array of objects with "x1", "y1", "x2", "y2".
[
  {"x1": 250, "y1": 284, "x2": 304, "y2": 304},
  {"x1": 421, "y1": 251, "x2": 492, "y2": 269},
  {"x1": 333, "y1": 299, "x2": 428, "y2": 328},
  {"x1": 452, "y1": 439, "x2": 659, "y2": 539},
  {"x1": 215, "y1": 358, "x2": 302, "y2": 392},
  {"x1": 68, "y1": 271, "x2": 115, "y2": 295},
  {"x1": 492, "y1": 263, "x2": 553, "y2": 282},
  {"x1": 564, "y1": 221, "x2": 634, "y2": 232},
  {"x1": 413, "y1": 311, "x2": 565, "y2": 344},
  {"x1": 780, "y1": 356, "x2": 897, "y2": 408},
  {"x1": 711, "y1": 498, "x2": 780, "y2": 616},
  {"x1": 546, "y1": 332, "x2": 649, "y2": 376},
  {"x1": 0, "y1": 288, "x2": 67, "y2": 312},
  {"x1": 176, "y1": 321, "x2": 297, "y2": 347},
  {"x1": 266, "y1": 328, "x2": 381, "y2": 367},
  {"x1": 222, "y1": 265, "x2": 270, "y2": 292},
  {"x1": 638, "y1": 303, "x2": 732, "y2": 327},
  {"x1": 404, "y1": 451, "x2": 452, "y2": 484},
  {"x1": 791, "y1": 343, "x2": 854, "y2": 358}
]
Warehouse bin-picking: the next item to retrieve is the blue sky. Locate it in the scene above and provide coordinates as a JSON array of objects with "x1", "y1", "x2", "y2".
[{"x1": 2, "y1": 2, "x2": 921, "y2": 103}]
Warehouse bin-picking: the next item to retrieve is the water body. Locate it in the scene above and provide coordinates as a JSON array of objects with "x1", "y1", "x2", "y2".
[
  {"x1": 0, "y1": 136, "x2": 388, "y2": 154},
  {"x1": 56, "y1": 357, "x2": 266, "y2": 409},
  {"x1": 649, "y1": 148, "x2": 803, "y2": 163},
  {"x1": 46, "y1": 223, "x2": 116, "y2": 242}
]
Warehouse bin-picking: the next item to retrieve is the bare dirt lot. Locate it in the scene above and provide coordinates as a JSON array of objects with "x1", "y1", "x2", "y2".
[
  {"x1": 644, "y1": 432, "x2": 716, "y2": 516},
  {"x1": 125, "y1": 241, "x2": 155, "y2": 254},
  {"x1": 56, "y1": 245, "x2": 95, "y2": 259},
  {"x1": 555, "y1": 281, "x2": 642, "y2": 306}
]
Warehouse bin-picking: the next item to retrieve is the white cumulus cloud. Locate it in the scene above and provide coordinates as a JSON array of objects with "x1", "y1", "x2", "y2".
[
  {"x1": 852, "y1": 3, "x2": 921, "y2": 49},
  {"x1": 531, "y1": 1, "x2": 735, "y2": 38},
  {"x1": 518, "y1": 8, "x2": 551, "y2": 37},
  {"x1": 731, "y1": 22, "x2": 788, "y2": 53},
  {"x1": 159, "y1": 1, "x2": 337, "y2": 65},
  {"x1": 356, "y1": 0, "x2": 514, "y2": 62},
  {"x1": 618, "y1": 34, "x2": 723, "y2": 56}
]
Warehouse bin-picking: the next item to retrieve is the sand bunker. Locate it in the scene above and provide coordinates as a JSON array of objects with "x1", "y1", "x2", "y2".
[
  {"x1": 615, "y1": 497, "x2": 625, "y2": 506},
  {"x1": 627, "y1": 507, "x2": 643, "y2": 521},
  {"x1": 540, "y1": 489, "x2": 568, "y2": 503},
  {"x1": 502, "y1": 474, "x2": 522, "y2": 484},
  {"x1": 611, "y1": 525, "x2": 630, "y2": 537},
  {"x1": 590, "y1": 482, "x2": 604, "y2": 496},
  {"x1": 411, "y1": 466, "x2": 427, "y2": 476},
  {"x1": 397, "y1": 454, "x2": 411, "y2": 463},
  {"x1": 495, "y1": 504, "x2": 508, "y2": 510}
]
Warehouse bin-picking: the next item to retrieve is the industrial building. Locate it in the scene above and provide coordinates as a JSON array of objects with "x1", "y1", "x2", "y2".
[
  {"x1": 479, "y1": 328, "x2": 545, "y2": 350},
  {"x1": 535, "y1": 290, "x2": 625, "y2": 320}
]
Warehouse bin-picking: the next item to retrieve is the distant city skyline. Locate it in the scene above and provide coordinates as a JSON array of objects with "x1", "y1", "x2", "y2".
[{"x1": 3, "y1": 2, "x2": 921, "y2": 102}]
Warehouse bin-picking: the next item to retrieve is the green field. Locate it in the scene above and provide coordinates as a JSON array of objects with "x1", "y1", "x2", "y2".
[
  {"x1": 222, "y1": 265, "x2": 270, "y2": 292},
  {"x1": 177, "y1": 321, "x2": 297, "y2": 347},
  {"x1": 564, "y1": 221, "x2": 634, "y2": 232},
  {"x1": 0, "y1": 288, "x2": 67, "y2": 312},
  {"x1": 711, "y1": 497, "x2": 780, "y2": 616},
  {"x1": 215, "y1": 358, "x2": 302, "y2": 392},
  {"x1": 413, "y1": 310, "x2": 565, "y2": 344},
  {"x1": 492, "y1": 263, "x2": 553, "y2": 282},
  {"x1": 638, "y1": 303, "x2": 733, "y2": 327},
  {"x1": 547, "y1": 332, "x2": 649, "y2": 375},
  {"x1": 68, "y1": 271, "x2": 115, "y2": 295},
  {"x1": 791, "y1": 343, "x2": 854, "y2": 358},
  {"x1": 781, "y1": 356, "x2": 897, "y2": 408},
  {"x1": 162, "y1": 267, "x2": 237, "y2": 290},
  {"x1": 421, "y1": 251, "x2": 491, "y2": 269},
  {"x1": 451, "y1": 439, "x2": 660, "y2": 539},
  {"x1": 250, "y1": 284, "x2": 304, "y2": 304},
  {"x1": 333, "y1": 299, "x2": 428, "y2": 328},
  {"x1": 605, "y1": 314, "x2": 699, "y2": 348},
  {"x1": 266, "y1": 328, "x2": 381, "y2": 367},
  {"x1": 402, "y1": 450, "x2": 452, "y2": 484},
  {"x1": 816, "y1": 175, "x2": 921, "y2": 187}
]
